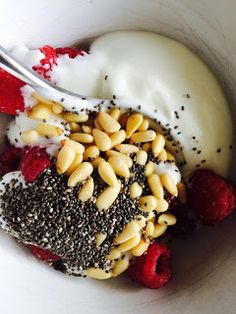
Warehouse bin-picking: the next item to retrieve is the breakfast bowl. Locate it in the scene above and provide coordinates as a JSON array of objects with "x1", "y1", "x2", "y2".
[{"x1": 0, "y1": 0, "x2": 236, "y2": 313}]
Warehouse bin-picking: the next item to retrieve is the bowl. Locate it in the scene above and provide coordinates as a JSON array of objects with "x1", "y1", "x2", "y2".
[{"x1": 0, "y1": 1, "x2": 236, "y2": 313}]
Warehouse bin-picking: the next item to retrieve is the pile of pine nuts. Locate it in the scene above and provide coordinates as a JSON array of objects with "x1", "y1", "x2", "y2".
[{"x1": 24, "y1": 92, "x2": 187, "y2": 280}]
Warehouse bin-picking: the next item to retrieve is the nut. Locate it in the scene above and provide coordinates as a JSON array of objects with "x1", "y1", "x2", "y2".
[
  {"x1": 160, "y1": 173, "x2": 178, "y2": 196},
  {"x1": 67, "y1": 162, "x2": 93, "y2": 186},
  {"x1": 106, "y1": 150, "x2": 133, "y2": 168},
  {"x1": 115, "y1": 144, "x2": 139, "y2": 154},
  {"x1": 129, "y1": 182, "x2": 143, "y2": 198},
  {"x1": 138, "y1": 118, "x2": 149, "y2": 131},
  {"x1": 126, "y1": 113, "x2": 143, "y2": 138},
  {"x1": 28, "y1": 104, "x2": 51, "y2": 120},
  {"x1": 110, "y1": 130, "x2": 126, "y2": 147},
  {"x1": 63, "y1": 112, "x2": 89, "y2": 123},
  {"x1": 98, "y1": 160, "x2": 118, "y2": 186},
  {"x1": 52, "y1": 103, "x2": 64, "y2": 114},
  {"x1": 66, "y1": 153, "x2": 83, "y2": 176},
  {"x1": 61, "y1": 139, "x2": 85, "y2": 153},
  {"x1": 112, "y1": 255, "x2": 129, "y2": 277},
  {"x1": 56, "y1": 145, "x2": 76, "y2": 174},
  {"x1": 78, "y1": 177, "x2": 94, "y2": 202},
  {"x1": 97, "y1": 111, "x2": 121, "y2": 133},
  {"x1": 118, "y1": 233, "x2": 141, "y2": 252},
  {"x1": 36, "y1": 123, "x2": 63, "y2": 137},
  {"x1": 114, "y1": 221, "x2": 140, "y2": 244},
  {"x1": 108, "y1": 155, "x2": 130, "y2": 178},
  {"x1": 96, "y1": 182, "x2": 121, "y2": 211},
  {"x1": 139, "y1": 195, "x2": 158, "y2": 212},
  {"x1": 92, "y1": 128, "x2": 112, "y2": 151},
  {"x1": 85, "y1": 268, "x2": 111, "y2": 280},
  {"x1": 152, "y1": 134, "x2": 165, "y2": 155},
  {"x1": 147, "y1": 173, "x2": 164, "y2": 199},
  {"x1": 136, "y1": 150, "x2": 148, "y2": 165},
  {"x1": 158, "y1": 213, "x2": 177, "y2": 226},
  {"x1": 21, "y1": 130, "x2": 40, "y2": 144},
  {"x1": 131, "y1": 130, "x2": 156, "y2": 143},
  {"x1": 144, "y1": 161, "x2": 155, "y2": 177},
  {"x1": 131, "y1": 238, "x2": 150, "y2": 256},
  {"x1": 70, "y1": 132, "x2": 93, "y2": 143},
  {"x1": 84, "y1": 146, "x2": 100, "y2": 161},
  {"x1": 109, "y1": 108, "x2": 121, "y2": 120}
]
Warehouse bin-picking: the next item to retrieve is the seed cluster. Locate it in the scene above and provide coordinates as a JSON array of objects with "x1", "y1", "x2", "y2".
[{"x1": 0, "y1": 163, "x2": 148, "y2": 275}]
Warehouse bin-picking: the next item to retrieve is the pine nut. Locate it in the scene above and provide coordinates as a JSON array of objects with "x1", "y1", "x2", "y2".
[
  {"x1": 56, "y1": 145, "x2": 76, "y2": 174},
  {"x1": 158, "y1": 213, "x2": 177, "y2": 226},
  {"x1": 145, "y1": 211, "x2": 155, "y2": 221},
  {"x1": 115, "y1": 144, "x2": 139, "y2": 154},
  {"x1": 94, "y1": 117, "x2": 102, "y2": 130},
  {"x1": 131, "y1": 238, "x2": 150, "y2": 256},
  {"x1": 152, "y1": 224, "x2": 167, "y2": 238},
  {"x1": 67, "y1": 162, "x2": 93, "y2": 186},
  {"x1": 32, "y1": 91, "x2": 54, "y2": 105},
  {"x1": 28, "y1": 104, "x2": 51, "y2": 120},
  {"x1": 108, "y1": 156, "x2": 130, "y2": 178},
  {"x1": 155, "y1": 199, "x2": 169, "y2": 213},
  {"x1": 78, "y1": 177, "x2": 94, "y2": 202},
  {"x1": 145, "y1": 221, "x2": 155, "y2": 237},
  {"x1": 85, "y1": 268, "x2": 111, "y2": 280},
  {"x1": 138, "y1": 119, "x2": 149, "y2": 131},
  {"x1": 96, "y1": 182, "x2": 121, "y2": 211},
  {"x1": 63, "y1": 112, "x2": 89, "y2": 123},
  {"x1": 160, "y1": 173, "x2": 178, "y2": 196},
  {"x1": 144, "y1": 161, "x2": 154, "y2": 177},
  {"x1": 152, "y1": 134, "x2": 165, "y2": 155},
  {"x1": 95, "y1": 232, "x2": 107, "y2": 246},
  {"x1": 126, "y1": 113, "x2": 143, "y2": 138},
  {"x1": 21, "y1": 130, "x2": 40, "y2": 144},
  {"x1": 52, "y1": 103, "x2": 64, "y2": 114},
  {"x1": 118, "y1": 233, "x2": 141, "y2": 252},
  {"x1": 109, "y1": 108, "x2": 121, "y2": 120},
  {"x1": 129, "y1": 182, "x2": 143, "y2": 198},
  {"x1": 139, "y1": 195, "x2": 158, "y2": 212},
  {"x1": 166, "y1": 151, "x2": 175, "y2": 161},
  {"x1": 106, "y1": 150, "x2": 133, "y2": 168},
  {"x1": 135, "y1": 215, "x2": 146, "y2": 228},
  {"x1": 98, "y1": 160, "x2": 118, "y2": 186},
  {"x1": 107, "y1": 248, "x2": 121, "y2": 260},
  {"x1": 112, "y1": 255, "x2": 129, "y2": 277},
  {"x1": 97, "y1": 111, "x2": 121, "y2": 133},
  {"x1": 147, "y1": 173, "x2": 164, "y2": 199},
  {"x1": 70, "y1": 122, "x2": 81, "y2": 132},
  {"x1": 61, "y1": 139, "x2": 85, "y2": 153},
  {"x1": 131, "y1": 130, "x2": 156, "y2": 143},
  {"x1": 136, "y1": 150, "x2": 148, "y2": 165},
  {"x1": 114, "y1": 221, "x2": 140, "y2": 244},
  {"x1": 66, "y1": 153, "x2": 83, "y2": 176},
  {"x1": 177, "y1": 182, "x2": 187, "y2": 203},
  {"x1": 142, "y1": 143, "x2": 151, "y2": 152},
  {"x1": 93, "y1": 128, "x2": 111, "y2": 151},
  {"x1": 81, "y1": 125, "x2": 93, "y2": 134},
  {"x1": 91, "y1": 157, "x2": 105, "y2": 168},
  {"x1": 158, "y1": 149, "x2": 167, "y2": 161},
  {"x1": 84, "y1": 146, "x2": 100, "y2": 161},
  {"x1": 110, "y1": 130, "x2": 126, "y2": 147},
  {"x1": 36, "y1": 123, "x2": 63, "y2": 137},
  {"x1": 70, "y1": 133, "x2": 93, "y2": 143}
]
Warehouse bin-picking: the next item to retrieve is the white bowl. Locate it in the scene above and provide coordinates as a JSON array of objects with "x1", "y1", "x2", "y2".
[{"x1": 0, "y1": 1, "x2": 236, "y2": 313}]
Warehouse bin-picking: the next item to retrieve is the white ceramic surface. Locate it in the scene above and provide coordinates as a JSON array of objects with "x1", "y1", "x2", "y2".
[{"x1": 0, "y1": 1, "x2": 236, "y2": 313}]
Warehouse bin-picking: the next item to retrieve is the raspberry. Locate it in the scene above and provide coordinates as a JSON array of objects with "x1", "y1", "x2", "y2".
[
  {"x1": 20, "y1": 146, "x2": 51, "y2": 182},
  {"x1": 0, "y1": 69, "x2": 25, "y2": 115},
  {"x1": 27, "y1": 244, "x2": 60, "y2": 262},
  {"x1": 55, "y1": 47, "x2": 86, "y2": 58},
  {"x1": 32, "y1": 45, "x2": 57, "y2": 79},
  {"x1": 127, "y1": 242, "x2": 172, "y2": 289},
  {"x1": 187, "y1": 169, "x2": 236, "y2": 225},
  {"x1": 0, "y1": 146, "x2": 23, "y2": 175}
]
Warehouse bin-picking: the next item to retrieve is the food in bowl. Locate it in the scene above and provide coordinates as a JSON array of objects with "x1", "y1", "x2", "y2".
[{"x1": 0, "y1": 31, "x2": 235, "y2": 289}]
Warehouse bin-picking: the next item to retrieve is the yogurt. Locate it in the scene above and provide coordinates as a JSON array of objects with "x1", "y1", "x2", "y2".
[{"x1": 10, "y1": 31, "x2": 233, "y2": 177}]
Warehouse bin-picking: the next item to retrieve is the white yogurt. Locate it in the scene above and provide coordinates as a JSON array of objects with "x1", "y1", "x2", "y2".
[
  {"x1": 10, "y1": 31, "x2": 233, "y2": 177},
  {"x1": 154, "y1": 162, "x2": 181, "y2": 184}
]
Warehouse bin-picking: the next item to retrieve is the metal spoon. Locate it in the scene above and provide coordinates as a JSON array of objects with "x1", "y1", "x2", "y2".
[{"x1": 0, "y1": 44, "x2": 104, "y2": 111}]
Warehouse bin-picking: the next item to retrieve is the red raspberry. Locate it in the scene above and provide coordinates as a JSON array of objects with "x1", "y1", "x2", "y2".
[
  {"x1": 0, "y1": 146, "x2": 23, "y2": 175},
  {"x1": 55, "y1": 47, "x2": 86, "y2": 58},
  {"x1": 187, "y1": 169, "x2": 236, "y2": 225},
  {"x1": 20, "y1": 146, "x2": 51, "y2": 182},
  {"x1": 27, "y1": 244, "x2": 60, "y2": 262},
  {"x1": 127, "y1": 242, "x2": 172, "y2": 289},
  {"x1": 32, "y1": 45, "x2": 57, "y2": 79},
  {"x1": 0, "y1": 69, "x2": 25, "y2": 115}
]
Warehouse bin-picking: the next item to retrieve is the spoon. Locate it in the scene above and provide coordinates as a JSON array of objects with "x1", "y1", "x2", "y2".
[{"x1": 0, "y1": 44, "x2": 104, "y2": 112}]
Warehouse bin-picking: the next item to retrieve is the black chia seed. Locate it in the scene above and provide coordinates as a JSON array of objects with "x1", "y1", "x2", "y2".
[{"x1": 0, "y1": 160, "x2": 155, "y2": 275}]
